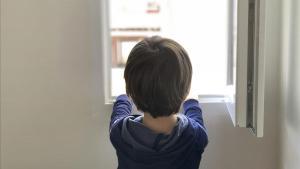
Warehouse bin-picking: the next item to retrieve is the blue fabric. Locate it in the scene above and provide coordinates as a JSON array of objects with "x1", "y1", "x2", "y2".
[
  {"x1": 110, "y1": 94, "x2": 208, "y2": 169},
  {"x1": 121, "y1": 113, "x2": 189, "y2": 152}
]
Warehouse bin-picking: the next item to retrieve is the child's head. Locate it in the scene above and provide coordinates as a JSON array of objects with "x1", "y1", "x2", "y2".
[{"x1": 124, "y1": 36, "x2": 192, "y2": 118}]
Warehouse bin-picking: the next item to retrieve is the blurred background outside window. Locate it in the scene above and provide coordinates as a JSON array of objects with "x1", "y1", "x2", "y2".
[{"x1": 109, "y1": 0, "x2": 228, "y2": 97}]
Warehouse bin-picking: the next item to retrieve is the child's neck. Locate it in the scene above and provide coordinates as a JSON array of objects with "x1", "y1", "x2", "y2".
[{"x1": 143, "y1": 113, "x2": 178, "y2": 135}]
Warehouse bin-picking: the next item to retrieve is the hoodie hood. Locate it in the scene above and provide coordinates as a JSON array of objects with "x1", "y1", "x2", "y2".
[{"x1": 121, "y1": 114, "x2": 189, "y2": 152}]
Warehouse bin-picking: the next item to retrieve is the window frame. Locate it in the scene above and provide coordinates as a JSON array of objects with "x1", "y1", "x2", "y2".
[
  {"x1": 101, "y1": 0, "x2": 266, "y2": 137},
  {"x1": 102, "y1": 0, "x2": 231, "y2": 104},
  {"x1": 224, "y1": 0, "x2": 266, "y2": 137}
]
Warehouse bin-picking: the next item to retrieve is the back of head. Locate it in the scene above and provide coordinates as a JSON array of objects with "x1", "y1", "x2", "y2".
[{"x1": 124, "y1": 36, "x2": 192, "y2": 118}]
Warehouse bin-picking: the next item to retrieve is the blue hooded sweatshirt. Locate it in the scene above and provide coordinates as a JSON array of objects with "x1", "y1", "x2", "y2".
[{"x1": 110, "y1": 95, "x2": 208, "y2": 169}]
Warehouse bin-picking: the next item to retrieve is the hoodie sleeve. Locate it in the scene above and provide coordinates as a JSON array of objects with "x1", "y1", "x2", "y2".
[
  {"x1": 183, "y1": 99, "x2": 208, "y2": 149},
  {"x1": 110, "y1": 94, "x2": 132, "y2": 131}
]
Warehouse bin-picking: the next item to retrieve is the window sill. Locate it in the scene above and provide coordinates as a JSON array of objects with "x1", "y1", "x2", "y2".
[{"x1": 105, "y1": 94, "x2": 234, "y2": 105}]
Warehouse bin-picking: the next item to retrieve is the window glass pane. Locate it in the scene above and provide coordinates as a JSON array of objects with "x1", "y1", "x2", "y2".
[{"x1": 109, "y1": 0, "x2": 228, "y2": 97}]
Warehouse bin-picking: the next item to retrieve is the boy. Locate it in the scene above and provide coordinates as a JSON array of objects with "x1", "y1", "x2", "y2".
[{"x1": 109, "y1": 36, "x2": 208, "y2": 169}]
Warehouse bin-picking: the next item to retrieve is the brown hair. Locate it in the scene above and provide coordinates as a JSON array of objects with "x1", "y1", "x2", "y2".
[{"x1": 124, "y1": 36, "x2": 192, "y2": 118}]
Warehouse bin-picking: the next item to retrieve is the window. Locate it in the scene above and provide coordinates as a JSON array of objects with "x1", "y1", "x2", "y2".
[
  {"x1": 109, "y1": 0, "x2": 228, "y2": 99},
  {"x1": 225, "y1": 0, "x2": 266, "y2": 137},
  {"x1": 101, "y1": 0, "x2": 267, "y2": 137}
]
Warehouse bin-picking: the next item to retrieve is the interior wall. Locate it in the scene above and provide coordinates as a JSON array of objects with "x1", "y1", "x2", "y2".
[
  {"x1": 0, "y1": 0, "x2": 115, "y2": 168},
  {"x1": 281, "y1": 0, "x2": 300, "y2": 169},
  {"x1": 0, "y1": 0, "x2": 281, "y2": 169}
]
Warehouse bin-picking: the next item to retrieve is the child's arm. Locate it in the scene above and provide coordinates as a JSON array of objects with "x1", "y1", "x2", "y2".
[
  {"x1": 183, "y1": 99, "x2": 208, "y2": 149},
  {"x1": 110, "y1": 94, "x2": 132, "y2": 131}
]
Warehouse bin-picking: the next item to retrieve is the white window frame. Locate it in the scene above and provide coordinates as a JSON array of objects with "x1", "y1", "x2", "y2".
[
  {"x1": 100, "y1": 0, "x2": 113, "y2": 104},
  {"x1": 224, "y1": 0, "x2": 266, "y2": 137}
]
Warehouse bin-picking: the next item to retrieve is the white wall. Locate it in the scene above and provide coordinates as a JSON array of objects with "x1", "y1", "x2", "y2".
[
  {"x1": 0, "y1": 0, "x2": 281, "y2": 169},
  {"x1": 1, "y1": 0, "x2": 115, "y2": 168},
  {"x1": 281, "y1": 0, "x2": 300, "y2": 169}
]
